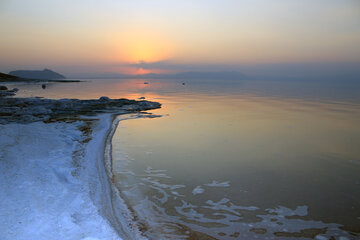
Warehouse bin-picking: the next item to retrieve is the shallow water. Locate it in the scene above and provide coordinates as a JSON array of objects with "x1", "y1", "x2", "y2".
[{"x1": 11, "y1": 78, "x2": 360, "y2": 239}]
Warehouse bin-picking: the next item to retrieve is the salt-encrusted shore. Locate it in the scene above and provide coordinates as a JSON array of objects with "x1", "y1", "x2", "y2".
[{"x1": 0, "y1": 96, "x2": 160, "y2": 240}]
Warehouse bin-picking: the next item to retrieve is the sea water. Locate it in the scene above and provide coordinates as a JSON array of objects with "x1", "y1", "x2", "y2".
[{"x1": 12, "y1": 78, "x2": 360, "y2": 239}]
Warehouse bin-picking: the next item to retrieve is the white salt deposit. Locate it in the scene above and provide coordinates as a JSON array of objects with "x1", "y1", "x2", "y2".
[
  {"x1": 0, "y1": 115, "x2": 123, "y2": 240},
  {"x1": 204, "y1": 180, "x2": 230, "y2": 187},
  {"x1": 267, "y1": 205, "x2": 308, "y2": 217},
  {"x1": 192, "y1": 185, "x2": 205, "y2": 195}
]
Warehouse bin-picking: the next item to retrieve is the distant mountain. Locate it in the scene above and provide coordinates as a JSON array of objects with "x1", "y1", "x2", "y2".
[
  {"x1": 133, "y1": 71, "x2": 248, "y2": 80},
  {"x1": 9, "y1": 69, "x2": 66, "y2": 79},
  {"x1": 0, "y1": 72, "x2": 19, "y2": 80},
  {"x1": 80, "y1": 71, "x2": 248, "y2": 80},
  {"x1": 165, "y1": 71, "x2": 247, "y2": 79}
]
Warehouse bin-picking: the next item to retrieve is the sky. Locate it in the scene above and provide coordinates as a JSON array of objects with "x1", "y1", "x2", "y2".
[{"x1": 0, "y1": 0, "x2": 359, "y2": 78}]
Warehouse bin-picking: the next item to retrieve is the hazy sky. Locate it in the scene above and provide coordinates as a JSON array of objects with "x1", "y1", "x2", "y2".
[{"x1": 0, "y1": 0, "x2": 359, "y2": 76}]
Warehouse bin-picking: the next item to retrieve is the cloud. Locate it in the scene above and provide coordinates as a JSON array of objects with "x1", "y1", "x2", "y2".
[
  {"x1": 121, "y1": 60, "x2": 360, "y2": 81},
  {"x1": 124, "y1": 60, "x2": 243, "y2": 72}
]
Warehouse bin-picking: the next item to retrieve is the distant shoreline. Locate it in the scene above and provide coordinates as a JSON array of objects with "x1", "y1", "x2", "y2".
[
  {"x1": 0, "y1": 78, "x2": 81, "y2": 83},
  {"x1": 0, "y1": 71, "x2": 81, "y2": 83}
]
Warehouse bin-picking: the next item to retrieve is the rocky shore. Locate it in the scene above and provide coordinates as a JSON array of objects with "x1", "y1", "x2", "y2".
[
  {"x1": 0, "y1": 94, "x2": 161, "y2": 124},
  {"x1": 0, "y1": 86, "x2": 18, "y2": 97}
]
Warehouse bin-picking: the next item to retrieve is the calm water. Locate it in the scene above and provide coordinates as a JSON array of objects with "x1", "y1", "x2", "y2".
[{"x1": 12, "y1": 78, "x2": 360, "y2": 239}]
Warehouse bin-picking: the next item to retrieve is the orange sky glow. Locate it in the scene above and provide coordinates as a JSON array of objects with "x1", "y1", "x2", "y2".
[{"x1": 0, "y1": 0, "x2": 359, "y2": 76}]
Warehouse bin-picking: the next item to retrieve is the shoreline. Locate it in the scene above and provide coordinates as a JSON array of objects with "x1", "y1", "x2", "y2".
[
  {"x1": 91, "y1": 114, "x2": 147, "y2": 239},
  {"x1": 0, "y1": 95, "x2": 161, "y2": 239},
  {"x1": 0, "y1": 78, "x2": 81, "y2": 83},
  {"x1": 0, "y1": 113, "x2": 150, "y2": 240},
  {"x1": 102, "y1": 114, "x2": 162, "y2": 239}
]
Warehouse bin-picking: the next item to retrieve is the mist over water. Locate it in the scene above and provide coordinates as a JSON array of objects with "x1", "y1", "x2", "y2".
[{"x1": 12, "y1": 78, "x2": 360, "y2": 239}]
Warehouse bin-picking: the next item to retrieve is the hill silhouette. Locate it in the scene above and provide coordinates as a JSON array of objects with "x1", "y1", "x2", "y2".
[
  {"x1": 0, "y1": 72, "x2": 19, "y2": 81},
  {"x1": 9, "y1": 69, "x2": 66, "y2": 79},
  {"x1": 81, "y1": 71, "x2": 249, "y2": 80}
]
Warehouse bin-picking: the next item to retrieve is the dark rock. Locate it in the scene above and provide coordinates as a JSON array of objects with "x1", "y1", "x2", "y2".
[
  {"x1": 0, "y1": 72, "x2": 19, "y2": 81},
  {"x1": 0, "y1": 96, "x2": 161, "y2": 124},
  {"x1": 138, "y1": 97, "x2": 145, "y2": 99},
  {"x1": 99, "y1": 96, "x2": 110, "y2": 101},
  {"x1": 0, "y1": 87, "x2": 18, "y2": 97},
  {"x1": 9, "y1": 69, "x2": 66, "y2": 80}
]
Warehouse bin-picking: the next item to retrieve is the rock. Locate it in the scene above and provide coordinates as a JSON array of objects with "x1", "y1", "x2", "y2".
[
  {"x1": 0, "y1": 90, "x2": 16, "y2": 97},
  {"x1": 0, "y1": 96, "x2": 161, "y2": 124},
  {"x1": 0, "y1": 86, "x2": 8, "y2": 90},
  {"x1": 99, "y1": 96, "x2": 110, "y2": 101},
  {"x1": 13, "y1": 88, "x2": 19, "y2": 92},
  {"x1": 42, "y1": 84, "x2": 46, "y2": 89},
  {"x1": 22, "y1": 115, "x2": 37, "y2": 122},
  {"x1": 138, "y1": 97, "x2": 145, "y2": 99},
  {"x1": 31, "y1": 106, "x2": 52, "y2": 115}
]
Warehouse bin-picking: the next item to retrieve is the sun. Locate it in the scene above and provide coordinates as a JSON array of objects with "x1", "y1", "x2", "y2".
[
  {"x1": 127, "y1": 40, "x2": 160, "y2": 62},
  {"x1": 113, "y1": 30, "x2": 174, "y2": 63}
]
